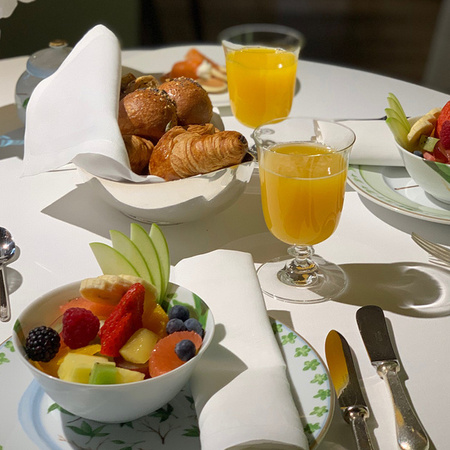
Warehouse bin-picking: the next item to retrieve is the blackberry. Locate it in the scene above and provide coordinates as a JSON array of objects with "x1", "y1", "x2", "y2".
[
  {"x1": 168, "y1": 305, "x2": 190, "y2": 322},
  {"x1": 184, "y1": 318, "x2": 204, "y2": 338},
  {"x1": 174, "y1": 339, "x2": 196, "y2": 362},
  {"x1": 166, "y1": 318, "x2": 187, "y2": 334},
  {"x1": 25, "y1": 326, "x2": 61, "y2": 362}
]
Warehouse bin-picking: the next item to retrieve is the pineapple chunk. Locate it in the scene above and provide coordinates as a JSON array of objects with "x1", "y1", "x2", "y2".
[
  {"x1": 58, "y1": 353, "x2": 113, "y2": 383},
  {"x1": 119, "y1": 328, "x2": 159, "y2": 364},
  {"x1": 116, "y1": 366, "x2": 145, "y2": 383}
]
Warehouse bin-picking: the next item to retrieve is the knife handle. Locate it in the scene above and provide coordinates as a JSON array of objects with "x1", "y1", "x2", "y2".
[
  {"x1": 345, "y1": 406, "x2": 374, "y2": 450},
  {"x1": 377, "y1": 361, "x2": 429, "y2": 450}
]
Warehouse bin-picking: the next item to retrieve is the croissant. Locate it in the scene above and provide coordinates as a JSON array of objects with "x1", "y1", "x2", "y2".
[
  {"x1": 149, "y1": 125, "x2": 248, "y2": 180},
  {"x1": 123, "y1": 135, "x2": 154, "y2": 175}
]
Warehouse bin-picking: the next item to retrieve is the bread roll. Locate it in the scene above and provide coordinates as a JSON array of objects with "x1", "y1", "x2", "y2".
[
  {"x1": 123, "y1": 135, "x2": 154, "y2": 175},
  {"x1": 118, "y1": 88, "x2": 178, "y2": 143},
  {"x1": 121, "y1": 75, "x2": 160, "y2": 98},
  {"x1": 159, "y1": 77, "x2": 213, "y2": 126},
  {"x1": 149, "y1": 125, "x2": 248, "y2": 180}
]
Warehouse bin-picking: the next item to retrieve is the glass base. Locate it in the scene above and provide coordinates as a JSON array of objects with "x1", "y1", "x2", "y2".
[{"x1": 257, "y1": 254, "x2": 347, "y2": 303}]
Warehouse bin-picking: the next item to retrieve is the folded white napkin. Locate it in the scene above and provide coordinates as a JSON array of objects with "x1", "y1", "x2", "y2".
[
  {"x1": 23, "y1": 25, "x2": 157, "y2": 183},
  {"x1": 344, "y1": 120, "x2": 403, "y2": 166},
  {"x1": 173, "y1": 250, "x2": 308, "y2": 450}
]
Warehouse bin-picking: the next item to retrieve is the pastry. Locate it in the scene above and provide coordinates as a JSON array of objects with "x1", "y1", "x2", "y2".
[
  {"x1": 149, "y1": 125, "x2": 248, "y2": 180},
  {"x1": 123, "y1": 135, "x2": 154, "y2": 175},
  {"x1": 159, "y1": 77, "x2": 213, "y2": 126},
  {"x1": 118, "y1": 88, "x2": 178, "y2": 143}
]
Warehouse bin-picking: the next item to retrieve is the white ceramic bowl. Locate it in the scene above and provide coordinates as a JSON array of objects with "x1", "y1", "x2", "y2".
[
  {"x1": 13, "y1": 281, "x2": 215, "y2": 423},
  {"x1": 78, "y1": 156, "x2": 255, "y2": 224},
  {"x1": 395, "y1": 118, "x2": 450, "y2": 204}
]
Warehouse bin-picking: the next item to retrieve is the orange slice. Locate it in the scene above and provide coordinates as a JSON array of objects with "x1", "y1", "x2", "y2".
[{"x1": 149, "y1": 331, "x2": 202, "y2": 377}]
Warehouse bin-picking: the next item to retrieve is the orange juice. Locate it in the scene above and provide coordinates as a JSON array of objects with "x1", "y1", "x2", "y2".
[
  {"x1": 226, "y1": 47, "x2": 298, "y2": 128},
  {"x1": 259, "y1": 142, "x2": 348, "y2": 246}
]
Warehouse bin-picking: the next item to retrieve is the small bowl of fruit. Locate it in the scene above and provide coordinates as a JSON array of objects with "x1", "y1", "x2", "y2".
[
  {"x1": 12, "y1": 225, "x2": 215, "y2": 423},
  {"x1": 385, "y1": 93, "x2": 450, "y2": 204}
]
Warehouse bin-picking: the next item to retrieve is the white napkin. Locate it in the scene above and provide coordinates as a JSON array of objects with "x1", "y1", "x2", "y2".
[
  {"x1": 173, "y1": 250, "x2": 308, "y2": 450},
  {"x1": 343, "y1": 120, "x2": 403, "y2": 166},
  {"x1": 23, "y1": 25, "x2": 155, "y2": 183}
]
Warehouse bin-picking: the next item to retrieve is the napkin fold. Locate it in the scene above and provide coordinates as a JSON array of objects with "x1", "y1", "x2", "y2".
[
  {"x1": 173, "y1": 250, "x2": 308, "y2": 450},
  {"x1": 23, "y1": 25, "x2": 156, "y2": 182},
  {"x1": 344, "y1": 119, "x2": 403, "y2": 166}
]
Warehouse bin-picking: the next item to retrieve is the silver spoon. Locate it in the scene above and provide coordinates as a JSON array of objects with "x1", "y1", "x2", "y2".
[{"x1": 0, "y1": 228, "x2": 16, "y2": 322}]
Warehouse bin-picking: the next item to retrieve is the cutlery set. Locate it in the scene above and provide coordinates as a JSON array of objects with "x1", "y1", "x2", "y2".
[{"x1": 326, "y1": 305, "x2": 430, "y2": 450}]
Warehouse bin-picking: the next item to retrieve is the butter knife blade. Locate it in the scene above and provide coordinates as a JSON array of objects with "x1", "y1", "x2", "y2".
[
  {"x1": 356, "y1": 305, "x2": 429, "y2": 450},
  {"x1": 325, "y1": 330, "x2": 374, "y2": 450}
]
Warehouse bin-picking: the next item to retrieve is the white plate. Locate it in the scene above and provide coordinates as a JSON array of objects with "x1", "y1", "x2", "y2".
[
  {"x1": 347, "y1": 165, "x2": 450, "y2": 224},
  {"x1": 122, "y1": 45, "x2": 230, "y2": 107},
  {"x1": 0, "y1": 319, "x2": 333, "y2": 449}
]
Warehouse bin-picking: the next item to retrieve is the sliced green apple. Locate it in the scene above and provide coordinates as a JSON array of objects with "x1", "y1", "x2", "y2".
[
  {"x1": 90, "y1": 242, "x2": 139, "y2": 277},
  {"x1": 386, "y1": 116, "x2": 410, "y2": 149},
  {"x1": 387, "y1": 93, "x2": 410, "y2": 131},
  {"x1": 130, "y1": 223, "x2": 163, "y2": 302},
  {"x1": 149, "y1": 223, "x2": 170, "y2": 300},
  {"x1": 110, "y1": 230, "x2": 152, "y2": 284}
]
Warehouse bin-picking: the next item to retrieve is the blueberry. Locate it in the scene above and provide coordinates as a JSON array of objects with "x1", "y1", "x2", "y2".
[
  {"x1": 184, "y1": 318, "x2": 204, "y2": 338},
  {"x1": 166, "y1": 318, "x2": 186, "y2": 334},
  {"x1": 168, "y1": 305, "x2": 190, "y2": 322},
  {"x1": 413, "y1": 150, "x2": 424, "y2": 158},
  {"x1": 175, "y1": 339, "x2": 196, "y2": 361}
]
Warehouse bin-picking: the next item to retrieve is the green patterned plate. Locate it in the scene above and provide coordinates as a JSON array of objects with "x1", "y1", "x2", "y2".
[
  {"x1": 348, "y1": 165, "x2": 450, "y2": 224},
  {"x1": 0, "y1": 319, "x2": 332, "y2": 449}
]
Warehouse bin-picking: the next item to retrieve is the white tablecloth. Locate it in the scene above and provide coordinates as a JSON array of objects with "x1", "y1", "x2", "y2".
[{"x1": 0, "y1": 45, "x2": 449, "y2": 450}]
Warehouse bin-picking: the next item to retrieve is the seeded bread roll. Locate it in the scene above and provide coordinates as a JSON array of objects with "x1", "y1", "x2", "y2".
[
  {"x1": 159, "y1": 77, "x2": 213, "y2": 126},
  {"x1": 118, "y1": 88, "x2": 178, "y2": 143}
]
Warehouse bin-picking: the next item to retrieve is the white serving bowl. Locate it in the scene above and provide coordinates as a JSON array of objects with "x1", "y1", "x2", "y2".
[
  {"x1": 13, "y1": 281, "x2": 215, "y2": 423},
  {"x1": 78, "y1": 157, "x2": 255, "y2": 224},
  {"x1": 395, "y1": 117, "x2": 450, "y2": 204}
]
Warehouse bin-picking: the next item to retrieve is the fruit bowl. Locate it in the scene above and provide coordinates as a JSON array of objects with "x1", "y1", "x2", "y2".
[
  {"x1": 78, "y1": 156, "x2": 255, "y2": 224},
  {"x1": 395, "y1": 117, "x2": 450, "y2": 204},
  {"x1": 12, "y1": 280, "x2": 215, "y2": 423}
]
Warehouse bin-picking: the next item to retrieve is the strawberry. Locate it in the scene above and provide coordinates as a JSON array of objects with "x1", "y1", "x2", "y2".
[
  {"x1": 436, "y1": 100, "x2": 450, "y2": 137},
  {"x1": 439, "y1": 120, "x2": 450, "y2": 150},
  {"x1": 100, "y1": 283, "x2": 145, "y2": 357},
  {"x1": 101, "y1": 312, "x2": 136, "y2": 357},
  {"x1": 99, "y1": 283, "x2": 144, "y2": 337}
]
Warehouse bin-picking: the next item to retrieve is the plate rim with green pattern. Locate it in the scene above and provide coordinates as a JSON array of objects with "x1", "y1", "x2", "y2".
[
  {"x1": 0, "y1": 318, "x2": 333, "y2": 449},
  {"x1": 347, "y1": 164, "x2": 450, "y2": 224}
]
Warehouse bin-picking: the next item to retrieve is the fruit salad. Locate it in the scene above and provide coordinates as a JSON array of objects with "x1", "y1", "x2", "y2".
[
  {"x1": 23, "y1": 275, "x2": 205, "y2": 384},
  {"x1": 22, "y1": 224, "x2": 206, "y2": 385},
  {"x1": 385, "y1": 93, "x2": 450, "y2": 164}
]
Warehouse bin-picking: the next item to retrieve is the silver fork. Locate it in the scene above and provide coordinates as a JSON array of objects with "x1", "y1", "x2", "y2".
[{"x1": 411, "y1": 233, "x2": 450, "y2": 266}]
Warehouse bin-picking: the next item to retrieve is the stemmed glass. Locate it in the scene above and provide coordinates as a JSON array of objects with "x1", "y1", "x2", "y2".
[{"x1": 253, "y1": 117, "x2": 356, "y2": 303}]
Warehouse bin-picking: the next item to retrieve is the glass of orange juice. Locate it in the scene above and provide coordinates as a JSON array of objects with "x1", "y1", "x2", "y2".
[
  {"x1": 219, "y1": 24, "x2": 304, "y2": 128},
  {"x1": 253, "y1": 117, "x2": 356, "y2": 303}
]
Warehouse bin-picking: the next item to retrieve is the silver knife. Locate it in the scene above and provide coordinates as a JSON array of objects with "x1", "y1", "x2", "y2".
[
  {"x1": 325, "y1": 330, "x2": 374, "y2": 450},
  {"x1": 356, "y1": 305, "x2": 430, "y2": 450}
]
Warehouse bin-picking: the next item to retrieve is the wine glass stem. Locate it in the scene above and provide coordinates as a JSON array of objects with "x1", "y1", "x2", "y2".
[{"x1": 277, "y1": 245, "x2": 318, "y2": 287}]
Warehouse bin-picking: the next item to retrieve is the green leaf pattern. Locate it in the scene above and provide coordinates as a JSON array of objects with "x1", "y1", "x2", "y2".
[
  {"x1": 1, "y1": 316, "x2": 330, "y2": 449},
  {"x1": 273, "y1": 321, "x2": 331, "y2": 442}
]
